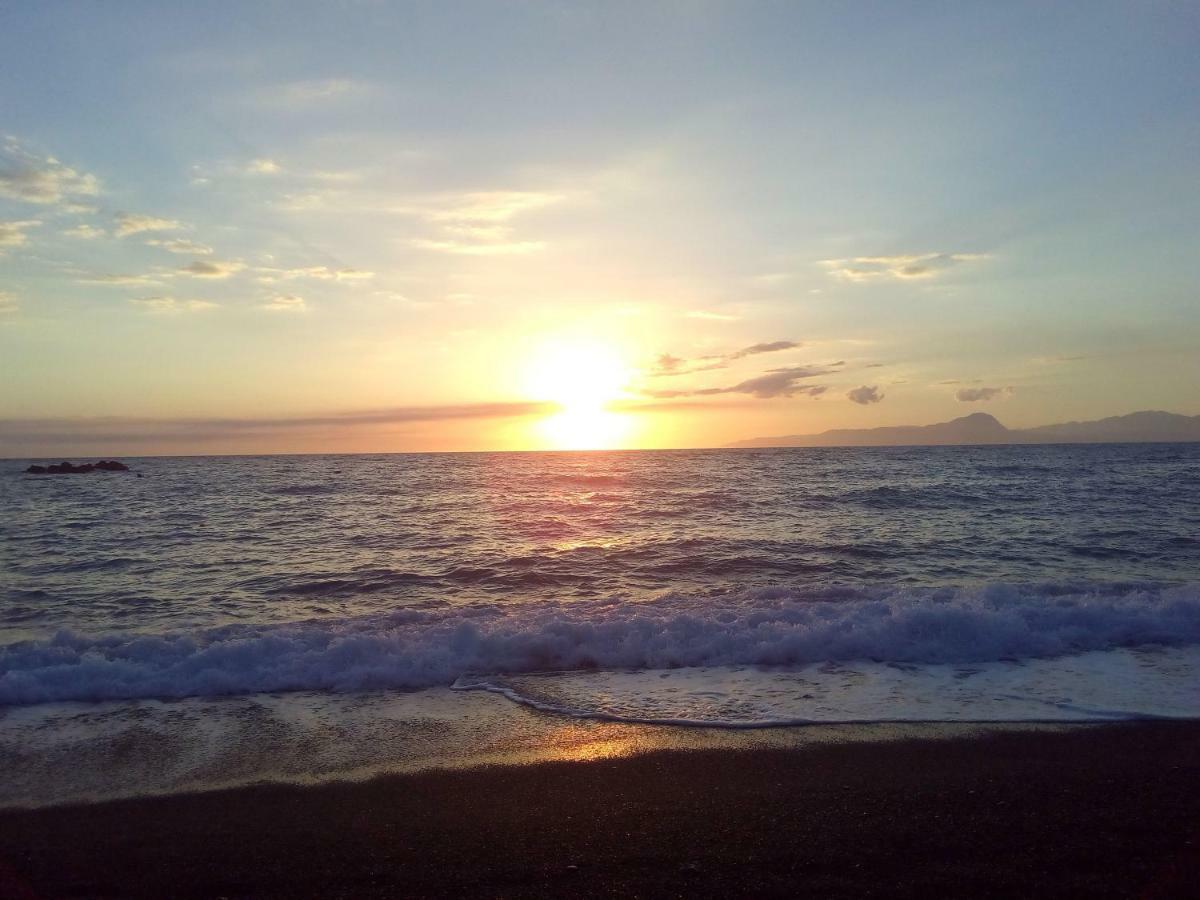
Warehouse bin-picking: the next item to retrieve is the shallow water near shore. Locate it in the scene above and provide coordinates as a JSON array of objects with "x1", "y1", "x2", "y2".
[{"x1": 0, "y1": 683, "x2": 1078, "y2": 809}]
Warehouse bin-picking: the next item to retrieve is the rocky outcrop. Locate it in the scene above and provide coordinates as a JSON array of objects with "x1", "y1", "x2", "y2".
[{"x1": 25, "y1": 460, "x2": 130, "y2": 474}]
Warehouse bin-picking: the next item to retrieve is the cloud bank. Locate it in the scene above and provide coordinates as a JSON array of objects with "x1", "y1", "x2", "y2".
[{"x1": 0, "y1": 402, "x2": 556, "y2": 453}]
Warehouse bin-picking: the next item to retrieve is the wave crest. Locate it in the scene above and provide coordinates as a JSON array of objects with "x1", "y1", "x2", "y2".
[{"x1": 1, "y1": 582, "x2": 1198, "y2": 706}]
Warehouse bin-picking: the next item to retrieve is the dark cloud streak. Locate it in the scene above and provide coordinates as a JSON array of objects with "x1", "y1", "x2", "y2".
[
  {"x1": 651, "y1": 339, "x2": 801, "y2": 377},
  {"x1": 0, "y1": 402, "x2": 554, "y2": 450},
  {"x1": 644, "y1": 366, "x2": 829, "y2": 400}
]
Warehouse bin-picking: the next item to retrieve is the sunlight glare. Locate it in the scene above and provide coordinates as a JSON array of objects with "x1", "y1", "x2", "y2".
[{"x1": 524, "y1": 339, "x2": 635, "y2": 450}]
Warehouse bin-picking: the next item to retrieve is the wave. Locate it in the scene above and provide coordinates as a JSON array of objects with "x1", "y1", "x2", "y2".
[
  {"x1": 1, "y1": 582, "x2": 1198, "y2": 706},
  {"x1": 454, "y1": 647, "x2": 1200, "y2": 726}
]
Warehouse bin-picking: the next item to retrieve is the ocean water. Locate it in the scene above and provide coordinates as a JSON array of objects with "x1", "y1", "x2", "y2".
[{"x1": 3, "y1": 444, "x2": 1200, "y2": 802}]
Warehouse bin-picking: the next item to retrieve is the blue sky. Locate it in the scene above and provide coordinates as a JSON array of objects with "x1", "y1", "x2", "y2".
[{"x1": 2, "y1": 1, "x2": 1198, "y2": 454}]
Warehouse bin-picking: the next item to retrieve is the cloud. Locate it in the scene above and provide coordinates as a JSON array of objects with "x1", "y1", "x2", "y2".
[
  {"x1": 717, "y1": 367, "x2": 828, "y2": 399},
  {"x1": 252, "y1": 78, "x2": 367, "y2": 107},
  {"x1": 62, "y1": 223, "x2": 105, "y2": 239},
  {"x1": 646, "y1": 365, "x2": 829, "y2": 400},
  {"x1": 0, "y1": 138, "x2": 101, "y2": 205},
  {"x1": 178, "y1": 259, "x2": 245, "y2": 279},
  {"x1": 0, "y1": 402, "x2": 555, "y2": 448},
  {"x1": 261, "y1": 294, "x2": 306, "y2": 312},
  {"x1": 256, "y1": 265, "x2": 374, "y2": 282},
  {"x1": 956, "y1": 386, "x2": 1014, "y2": 402},
  {"x1": 0, "y1": 219, "x2": 39, "y2": 249},
  {"x1": 685, "y1": 310, "x2": 741, "y2": 321},
  {"x1": 0, "y1": 291, "x2": 17, "y2": 315},
  {"x1": 432, "y1": 191, "x2": 561, "y2": 224},
  {"x1": 413, "y1": 190, "x2": 560, "y2": 255},
  {"x1": 651, "y1": 339, "x2": 800, "y2": 377},
  {"x1": 652, "y1": 353, "x2": 685, "y2": 374},
  {"x1": 129, "y1": 296, "x2": 218, "y2": 314},
  {"x1": 728, "y1": 340, "x2": 801, "y2": 360},
  {"x1": 751, "y1": 272, "x2": 794, "y2": 287},
  {"x1": 411, "y1": 238, "x2": 545, "y2": 255},
  {"x1": 75, "y1": 272, "x2": 163, "y2": 286},
  {"x1": 245, "y1": 158, "x2": 282, "y2": 175},
  {"x1": 114, "y1": 213, "x2": 183, "y2": 237},
  {"x1": 847, "y1": 385, "x2": 885, "y2": 405},
  {"x1": 822, "y1": 252, "x2": 987, "y2": 282},
  {"x1": 146, "y1": 238, "x2": 213, "y2": 255}
]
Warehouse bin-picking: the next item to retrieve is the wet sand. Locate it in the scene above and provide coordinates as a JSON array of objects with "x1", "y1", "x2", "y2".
[{"x1": 1, "y1": 721, "x2": 1197, "y2": 898}]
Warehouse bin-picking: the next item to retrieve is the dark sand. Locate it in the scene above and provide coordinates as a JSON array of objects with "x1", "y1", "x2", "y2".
[{"x1": 1, "y1": 722, "x2": 1197, "y2": 899}]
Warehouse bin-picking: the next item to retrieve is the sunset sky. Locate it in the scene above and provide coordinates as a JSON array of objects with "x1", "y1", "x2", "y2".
[{"x1": 2, "y1": 1, "x2": 1198, "y2": 455}]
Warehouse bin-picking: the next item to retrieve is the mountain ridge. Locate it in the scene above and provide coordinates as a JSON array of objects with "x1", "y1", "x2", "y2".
[{"x1": 728, "y1": 410, "x2": 1200, "y2": 448}]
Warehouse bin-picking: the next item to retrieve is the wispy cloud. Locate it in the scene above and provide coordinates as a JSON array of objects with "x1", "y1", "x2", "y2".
[
  {"x1": 685, "y1": 310, "x2": 741, "y2": 321},
  {"x1": 0, "y1": 219, "x2": 39, "y2": 250},
  {"x1": 0, "y1": 138, "x2": 101, "y2": 206},
  {"x1": 75, "y1": 272, "x2": 163, "y2": 286},
  {"x1": 129, "y1": 296, "x2": 218, "y2": 314},
  {"x1": 646, "y1": 365, "x2": 830, "y2": 400},
  {"x1": 0, "y1": 291, "x2": 18, "y2": 315},
  {"x1": 847, "y1": 384, "x2": 884, "y2": 405},
  {"x1": 411, "y1": 238, "x2": 545, "y2": 255},
  {"x1": 719, "y1": 367, "x2": 829, "y2": 399},
  {"x1": 178, "y1": 259, "x2": 245, "y2": 279},
  {"x1": 255, "y1": 265, "x2": 373, "y2": 282},
  {"x1": 729, "y1": 340, "x2": 800, "y2": 360},
  {"x1": 245, "y1": 158, "x2": 283, "y2": 175},
  {"x1": 0, "y1": 402, "x2": 555, "y2": 449},
  {"x1": 146, "y1": 238, "x2": 213, "y2": 255},
  {"x1": 651, "y1": 340, "x2": 801, "y2": 377},
  {"x1": 250, "y1": 77, "x2": 369, "y2": 108},
  {"x1": 260, "y1": 294, "x2": 306, "y2": 312},
  {"x1": 413, "y1": 190, "x2": 560, "y2": 255},
  {"x1": 62, "y1": 223, "x2": 105, "y2": 239},
  {"x1": 956, "y1": 386, "x2": 1014, "y2": 402},
  {"x1": 822, "y1": 252, "x2": 987, "y2": 282},
  {"x1": 114, "y1": 213, "x2": 182, "y2": 237},
  {"x1": 431, "y1": 191, "x2": 561, "y2": 224}
]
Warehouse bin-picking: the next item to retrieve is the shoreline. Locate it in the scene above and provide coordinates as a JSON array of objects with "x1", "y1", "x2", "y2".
[
  {"x1": 0, "y1": 685, "x2": 1106, "y2": 811},
  {"x1": 2, "y1": 720, "x2": 1197, "y2": 898}
]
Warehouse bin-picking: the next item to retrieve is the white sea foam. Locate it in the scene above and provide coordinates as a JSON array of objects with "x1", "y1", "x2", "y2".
[
  {"x1": 1, "y1": 582, "x2": 1198, "y2": 706},
  {"x1": 454, "y1": 647, "x2": 1200, "y2": 726}
]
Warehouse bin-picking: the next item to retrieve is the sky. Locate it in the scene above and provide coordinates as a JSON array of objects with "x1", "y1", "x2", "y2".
[{"x1": 1, "y1": 0, "x2": 1198, "y2": 455}]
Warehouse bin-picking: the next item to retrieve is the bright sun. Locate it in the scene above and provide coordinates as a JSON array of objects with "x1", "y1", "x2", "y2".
[{"x1": 523, "y1": 340, "x2": 635, "y2": 450}]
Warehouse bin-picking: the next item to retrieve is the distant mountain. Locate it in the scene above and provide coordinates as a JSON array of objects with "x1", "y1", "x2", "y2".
[
  {"x1": 1016, "y1": 410, "x2": 1200, "y2": 444},
  {"x1": 729, "y1": 410, "x2": 1200, "y2": 448}
]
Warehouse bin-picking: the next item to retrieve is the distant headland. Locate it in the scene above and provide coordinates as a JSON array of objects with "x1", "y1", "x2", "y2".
[{"x1": 729, "y1": 410, "x2": 1200, "y2": 449}]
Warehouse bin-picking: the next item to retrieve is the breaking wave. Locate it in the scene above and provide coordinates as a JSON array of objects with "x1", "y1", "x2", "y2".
[{"x1": 1, "y1": 581, "x2": 1198, "y2": 706}]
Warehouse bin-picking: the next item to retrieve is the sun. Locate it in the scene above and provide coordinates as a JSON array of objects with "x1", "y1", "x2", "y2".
[{"x1": 523, "y1": 339, "x2": 635, "y2": 450}]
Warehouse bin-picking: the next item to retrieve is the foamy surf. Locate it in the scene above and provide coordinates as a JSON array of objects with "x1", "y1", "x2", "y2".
[
  {"x1": 1, "y1": 581, "x2": 1198, "y2": 706},
  {"x1": 452, "y1": 646, "x2": 1200, "y2": 727}
]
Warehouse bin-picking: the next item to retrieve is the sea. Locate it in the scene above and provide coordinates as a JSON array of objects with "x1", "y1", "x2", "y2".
[{"x1": 3, "y1": 443, "x2": 1199, "y2": 805}]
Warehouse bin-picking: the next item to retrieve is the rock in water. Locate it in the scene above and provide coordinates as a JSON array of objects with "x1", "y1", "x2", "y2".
[{"x1": 25, "y1": 460, "x2": 130, "y2": 474}]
